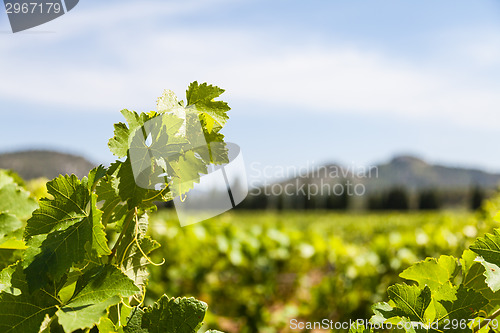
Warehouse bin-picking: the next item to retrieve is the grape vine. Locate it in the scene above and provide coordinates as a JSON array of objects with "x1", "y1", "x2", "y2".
[
  {"x1": 355, "y1": 226, "x2": 500, "y2": 332},
  {"x1": 0, "y1": 81, "x2": 229, "y2": 333}
]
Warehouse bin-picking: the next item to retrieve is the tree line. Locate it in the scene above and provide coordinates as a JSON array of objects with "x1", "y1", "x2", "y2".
[{"x1": 236, "y1": 185, "x2": 488, "y2": 211}]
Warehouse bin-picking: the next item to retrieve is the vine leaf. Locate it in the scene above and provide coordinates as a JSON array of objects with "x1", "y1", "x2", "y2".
[
  {"x1": 64, "y1": 264, "x2": 139, "y2": 307},
  {"x1": 90, "y1": 193, "x2": 111, "y2": 257},
  {"x1": 157, "y1": 89, "x2": 181, "y2": 112},
  {"x1": 168, "y1": 150, "x2": 208, "y2": 196},
  {"x1": 87, "y1": 165, "x2": 107, "y2": 191},
  {"x1": 371, "y1": 302, "x2": 394, "y2": 326},
  {"x1": 370, "y1": 285, "x2": 432, "y2": 332},
  {"x1": 56, "y1": 265, "x2": 139, "y2": 332},
  {"x1": 186, "y1": 82, "x2": 230, "y2": 133},
  {"x1": 373, "y1": 284, "x2": 487, "y2": 333},
  {"x1": 108, "y1": 85, "x2": 230, "y2": 203},
  {"x1": 0, "y1": 262, "x2": 27, "y2": 296},
  {"x1": 23, "y1": 219, "x2": 91, "y2": 291},
  {"x1": 387, "y1": 284, "x2": 431, "y2": 323},
  {"x1": 0, "y1": 170, "x2": 38, "y2": 221},
  {"x1": 474, "y1": 257, "x2": 500, "y2": 293},
  {"x1": 109, "y1": 109, "x2": 182, "y2": 160},
  {"x1": 0, "y1": 290, "x2": 59, "y2": 333},
  {"x1": 470, "y1": 229, "x2": 500, "y2": 292},
  {"x1": 462, "y1": 250, "x2": 500, "y2": 311},
  {"x1": 98, "y1": 317, "x2": 119, "y2": 332},
  {"x1": 58, "y1": 297, "x2": 120, "y2": 333},
  {"x1": 110, "y1": 157, "x2": 173, "y2": 209},
  {"x1": 435, "y1": 285, "x2": 487, "y2": 331},
  {"x1": 470, "y1": 229, "x2": 500, "y2": 267},
  {"x1": 124, "y1": 307, "x2": 147, "y2": 333},
  {"x1": 125, "y1": 295, "x2": 207, "y2": 333},
  {"x1": 0, "y1": 184, "x2": 37, "y2": 221},
  {"x1": 204, "y1": 131, "x2": 228, "y2": 166},
  {"x1": 96, "y1": 175, "x2": 128, "y2": 228},
  {"x1": 0, "y1": 264, "x2": 17, "y2": 294},
  {"x1": 0, "y1": 214, "x2": 23, "y2": 245},
  {"x1": 128, "y1": 112, "x2": 186, "y2": 192},
  {"x1": 108, "y1": 110, "x2": 151, "y2": 158},
  {"x1": 109, "y1": 122, "x2": 131, "y2": 158},
  {"x1": 0, "y1": 170, "x2": 22, "y2": 188},
  {"x1": 0, "y1": 171, "x2": 37, "y2": 268},
  {"x1": 23, "y1": 173, "x2": 109, "y2": 291},
  {"x1": 114, "y1": 158, "x2": 161, "y2": 208},
  {"x1": 399, "y1": 256, "x2": 457, "y2": 301},
  {"x1": 24, "y1": 174, "x2": 90, "y2": 238}
]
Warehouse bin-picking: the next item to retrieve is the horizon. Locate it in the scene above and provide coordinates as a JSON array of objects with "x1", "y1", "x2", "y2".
[{"x1": 2, "y1": 148, "x2": 500, "y2": 186}]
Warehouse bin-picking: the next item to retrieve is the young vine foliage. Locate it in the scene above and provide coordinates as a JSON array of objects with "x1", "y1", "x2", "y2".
[
  {"x1": 351, "y1": 228, "x2": 500, "y2": 332},
  {"x1": 0, "y1": 81, "x2": 229, "y2": 333}
]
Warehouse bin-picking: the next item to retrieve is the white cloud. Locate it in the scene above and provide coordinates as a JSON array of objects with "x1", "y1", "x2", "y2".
[
  {"x1": 436, "y1": 27, "x2": 500, "y2": 68},
  {"x1": 1, "y1": 0, "x2": 499, "y2": 131},
  {"x1": 220, "y1": 47, "x2": 500, "y2": 128}
]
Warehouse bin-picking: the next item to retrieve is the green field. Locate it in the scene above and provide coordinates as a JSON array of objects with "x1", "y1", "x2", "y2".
[{"x1": 145, "y1": 209, "x2": 498, "y2": 332}]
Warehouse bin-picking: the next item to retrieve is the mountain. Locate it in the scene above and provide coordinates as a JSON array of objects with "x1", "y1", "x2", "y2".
[
  {"x1": 2, "y1": 150, "x2": 499, "y2": 194},
  {"x1": 246, "y1": 155, "x2": 500, "y2": 210},
  {"x1": 0, "y1": 150, "x2": 97, "y2": 180},
  {"x1": 364, "y1": 155, "x2": 500, "y2": 191},
  {"x1": 268, "y1": 155, "x2": 500, "y2": 193}
]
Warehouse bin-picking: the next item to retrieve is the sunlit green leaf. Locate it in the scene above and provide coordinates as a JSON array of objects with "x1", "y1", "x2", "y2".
[
  {"x1": 125, "y1": 295, "x2": 207, "y2": 333},
  {"x1": 56, "y1": 265, "x2": 139, "y2": 332},
  {"x1": 399, "y1": 256, "x2": 457, "y2": 301}
]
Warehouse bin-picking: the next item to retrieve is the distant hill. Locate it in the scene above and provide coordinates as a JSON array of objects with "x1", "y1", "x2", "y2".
[
  {"x1": 0, "y1": 150, "x2": 96, "y2": 180},
  {"x1": 363, "y1": 155, "x2": 500, "y2": 192},
  {"x1": 2, "y1": 150, "x2": 500, "y2": 194},
  {"x1": 247, "y1": 155, "x2": 500, "y2": 210},
  {"x1": 269, "y1": 155, "x2": 500, "y2": 193}
]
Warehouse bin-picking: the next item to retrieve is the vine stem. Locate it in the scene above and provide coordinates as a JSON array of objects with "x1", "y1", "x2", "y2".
[
  {"x1": 472, "y1": 307, "x2": 500, "y2": 332},
  {"x1": 108, "y1": 208, "x2": 136, "y2": 264},
  {"x1": 133, "y1": 209, "x2": 165, "y2": 266}
]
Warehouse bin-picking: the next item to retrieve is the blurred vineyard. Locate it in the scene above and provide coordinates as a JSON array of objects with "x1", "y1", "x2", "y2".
[
  {"x1": 16, "y1": 176, "x2": 500, "y2": 332},
  {"x1": 145, "y1": 203, "x2": 500, "y2": 333}
]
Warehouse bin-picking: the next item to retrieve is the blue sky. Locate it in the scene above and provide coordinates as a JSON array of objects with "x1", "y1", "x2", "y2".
[{"x1": 1, "y1": 0, "x2": 500, "y2": 183}]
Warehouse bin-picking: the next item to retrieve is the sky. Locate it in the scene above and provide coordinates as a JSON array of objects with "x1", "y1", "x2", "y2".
[{"x1": 1, "y1": 0, "x2": 500, "y2": 184}]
